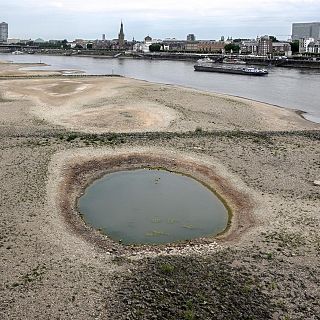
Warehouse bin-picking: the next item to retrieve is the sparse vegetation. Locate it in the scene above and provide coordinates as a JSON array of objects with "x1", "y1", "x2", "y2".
[{"x1": 160, "y1": 263, "x2": 175, "y2": 274}]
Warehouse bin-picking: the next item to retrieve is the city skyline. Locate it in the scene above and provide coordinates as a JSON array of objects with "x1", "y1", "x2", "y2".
[{"x1": 1, "y1": 0, "x2": 320, "y2": 40}]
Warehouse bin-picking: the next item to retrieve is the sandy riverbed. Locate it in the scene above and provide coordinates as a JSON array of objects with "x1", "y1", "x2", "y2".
[
  {"x1": 0, "y1": 61, "x2": 319, "y2": 319},
  {"x1": 1, "y1": 72, "x2": 318, "y2": 133}
]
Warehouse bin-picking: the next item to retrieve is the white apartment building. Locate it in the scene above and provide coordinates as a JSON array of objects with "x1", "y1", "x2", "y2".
[
  {"x1": 133, "y1": 36, "x2": 163, "y2": 53},
  {"x1": 299, "y1": 38, "x2": 315, "y2": 53}
]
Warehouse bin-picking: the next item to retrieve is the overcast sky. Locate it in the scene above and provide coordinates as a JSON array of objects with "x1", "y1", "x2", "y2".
[{"x1": 1, "y1": 0, "x2": 320, "y2": 41}]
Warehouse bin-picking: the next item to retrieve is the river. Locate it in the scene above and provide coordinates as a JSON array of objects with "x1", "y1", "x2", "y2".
[{"x1": 1, "y1": 53, "x2": 319, "y2": 123}]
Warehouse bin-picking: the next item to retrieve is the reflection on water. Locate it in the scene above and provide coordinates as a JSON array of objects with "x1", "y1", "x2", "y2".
[
  {"x1": 1, "y1": 53, "x2": 319, "y2": 123},
  {"x1": 78, "y1": 169, "x2": 228, "y2": 244}
]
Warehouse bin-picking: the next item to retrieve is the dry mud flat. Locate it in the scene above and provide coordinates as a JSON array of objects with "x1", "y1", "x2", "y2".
[
  {"x1": 0, "y1": 60, "x2": 62, "y2": 77},
  {"x1": 1, "y1": 72, "x2": 319, "y2": 134},
  {"x1": 0, "y1": 63, "x2": 320, "y2": 319}
]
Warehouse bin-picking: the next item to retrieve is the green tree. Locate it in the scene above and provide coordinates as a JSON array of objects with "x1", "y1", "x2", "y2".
[
  {"x1": 62, "y1": 39, "x2": 70, "y2": 49},
  {"x1": 290, "y1": 40, "x2": 299, "y2": 54},
  {"x1": 224, "y1": 43, "x2": 240, "y2": 53},
  {"x1": 149, "y1": 43, "x2": 162, "y2": 52},
  {"x1": 269, "y1": 36, "x2": 279, "y2": 42}
]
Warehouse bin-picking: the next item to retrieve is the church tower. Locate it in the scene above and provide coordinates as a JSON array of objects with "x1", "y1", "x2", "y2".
[{"x1": 118, "y1": 21, "x2": 125, "y2": 48}]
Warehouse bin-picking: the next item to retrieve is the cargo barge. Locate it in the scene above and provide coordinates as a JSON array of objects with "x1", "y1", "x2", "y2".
[{"x1": 194, "y1": 64, "x2": 268, "y2": 76}]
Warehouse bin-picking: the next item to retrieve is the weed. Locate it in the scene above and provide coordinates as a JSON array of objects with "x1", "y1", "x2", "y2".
[
  {"x1": 266, "y1": 252, "x2": 273, "y2": 260},
  {"x1": 184, "y1": 309, "x2": 195, "y2": 320},
  {"x1": 160, "y1": 263, "x2": 175, "y2": 274},
  {"x1": 66, "y1": 134, "x2": 78, "y2": 142},
  {"x1": 186, "y1": 300, "x2": 193, "y2": 309},
  {"x1": 243, "y1": 283, "x2": 252, "y2": 294},
  {"x1": 269, "y1": 281, "x2": 277, "y2": 290},
  {"x1": 264, "y1": 230, "x2": 306, "y2": 249}
]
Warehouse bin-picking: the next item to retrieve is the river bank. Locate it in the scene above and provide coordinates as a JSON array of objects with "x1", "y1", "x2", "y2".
[
  {"x1": 0, "y1": 61, "x2": 319, "y2": 319},
  {"x1": 4, "y1": 49, "x2": 320, "y2": 68}
]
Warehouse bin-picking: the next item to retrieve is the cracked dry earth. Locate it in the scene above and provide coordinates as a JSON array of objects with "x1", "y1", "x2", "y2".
[{"x1": 0, "y1": 64, "x2": 320, "y2": 320}]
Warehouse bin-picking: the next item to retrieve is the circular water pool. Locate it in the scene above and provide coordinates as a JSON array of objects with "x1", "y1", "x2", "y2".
[{"x1": 78, "y1": 169, "x2": 229, "y2": 244}]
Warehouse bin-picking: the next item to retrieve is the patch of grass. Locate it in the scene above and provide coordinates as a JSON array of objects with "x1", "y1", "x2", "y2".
[
  {"x1": 12, "y1": 265, "x2": 46, "y2": 288},
  {"x1": 266, "y1": 252, "x2": 273, "y2": 260},
  {"x1": 184, "y1": 309, "x2": 195, "y2": 320},
  {"x1": 66, "y1": 133, "x2": 79, "y2": 142},
  {"x1": 107, "y1": 133, "x2": 118, "y2": 141},
  {"x1": 264, "y1": 230, "x2": 306, "y2": 249},
  {"x1": 269, "y1": 281, "x2": 277, "y2": 290},
  {"x1": 22, "y1": 265, "x2": 46, "y2": 284},
  {"x1": 108, "y1": 253, "x2": 290, "y2": 319},
  {"x1": 184, "y1": 299, "x2": 197, "y2": 319},
  {"x1": 159, "y1": 263, "x2": 175, "y2": 274}
]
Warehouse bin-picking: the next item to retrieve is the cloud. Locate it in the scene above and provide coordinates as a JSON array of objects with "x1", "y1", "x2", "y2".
[
  {"x1": 4, "y1": 0, "x2": 320, "y2": 15},
  {"x1": 1, "y1": 0, "x2": 320, "y2": 39}
]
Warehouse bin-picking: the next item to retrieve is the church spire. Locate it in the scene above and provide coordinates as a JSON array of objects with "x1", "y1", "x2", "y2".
[{"x1": 118, "y1": 20, "x2": 125, "y2": 48}]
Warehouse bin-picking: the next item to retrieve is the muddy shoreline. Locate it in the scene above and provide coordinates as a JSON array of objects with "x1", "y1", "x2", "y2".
[{"x1": 54, "y1": 150, "x2": 254, "y2": 254}]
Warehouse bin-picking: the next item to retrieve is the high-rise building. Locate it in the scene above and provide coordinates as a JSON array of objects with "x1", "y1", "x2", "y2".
[
  {"x1": 102, "y1": 34, "x2": 106, "y2": 41},
  {"x1": 0, "y1": 22, "x2": 8, "y2": 43},
  {"x1": 187, "y1": 34, "x2": 196, "y2": 41},
  {"x1": 292, "y1": 22, "x2": 320, "y2": 41},
  {"x1": 118, "y1": 21, "x2": 125, "y2": 48}
]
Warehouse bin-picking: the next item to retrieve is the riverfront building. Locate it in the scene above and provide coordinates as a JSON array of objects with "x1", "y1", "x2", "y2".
[
  {"x1": 241, "y1": 38, "x2": 291, "y2": 56},
  {"x1": 184, "y1": 41, "x2": 200, "y2": 52},
  {"x1": 133, "y1": 36, "x2": 164, "y2": 53},
  {"x1": 306, "y1": 41, "x2": 320, "y2": 54},
  {"x1": 241, "y1": 40, "x2": 259, "y2": 54},
  {"x1": 299, "y1": 37, "x2": 320, "y2": 54},
  {"x1": 198, "y1": 40, "x2": 225, "y2": 53},
  {"x1": 258, "y1": 36, "x2": 272, "y2": 56},
  {"x1": 292, "y1": 22, "x2": 320, "y2": 41},
  {"x1": 272, "y1": 42, "x2": 292, "y2": 56},
  {"x1": 0, "y1": 22, "x2": 8, "y2": 42}
]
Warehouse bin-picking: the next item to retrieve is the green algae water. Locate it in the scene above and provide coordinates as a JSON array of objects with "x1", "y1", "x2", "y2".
[{"x1": 78, "y1": 169, "x2": 229, "y2": 244}]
